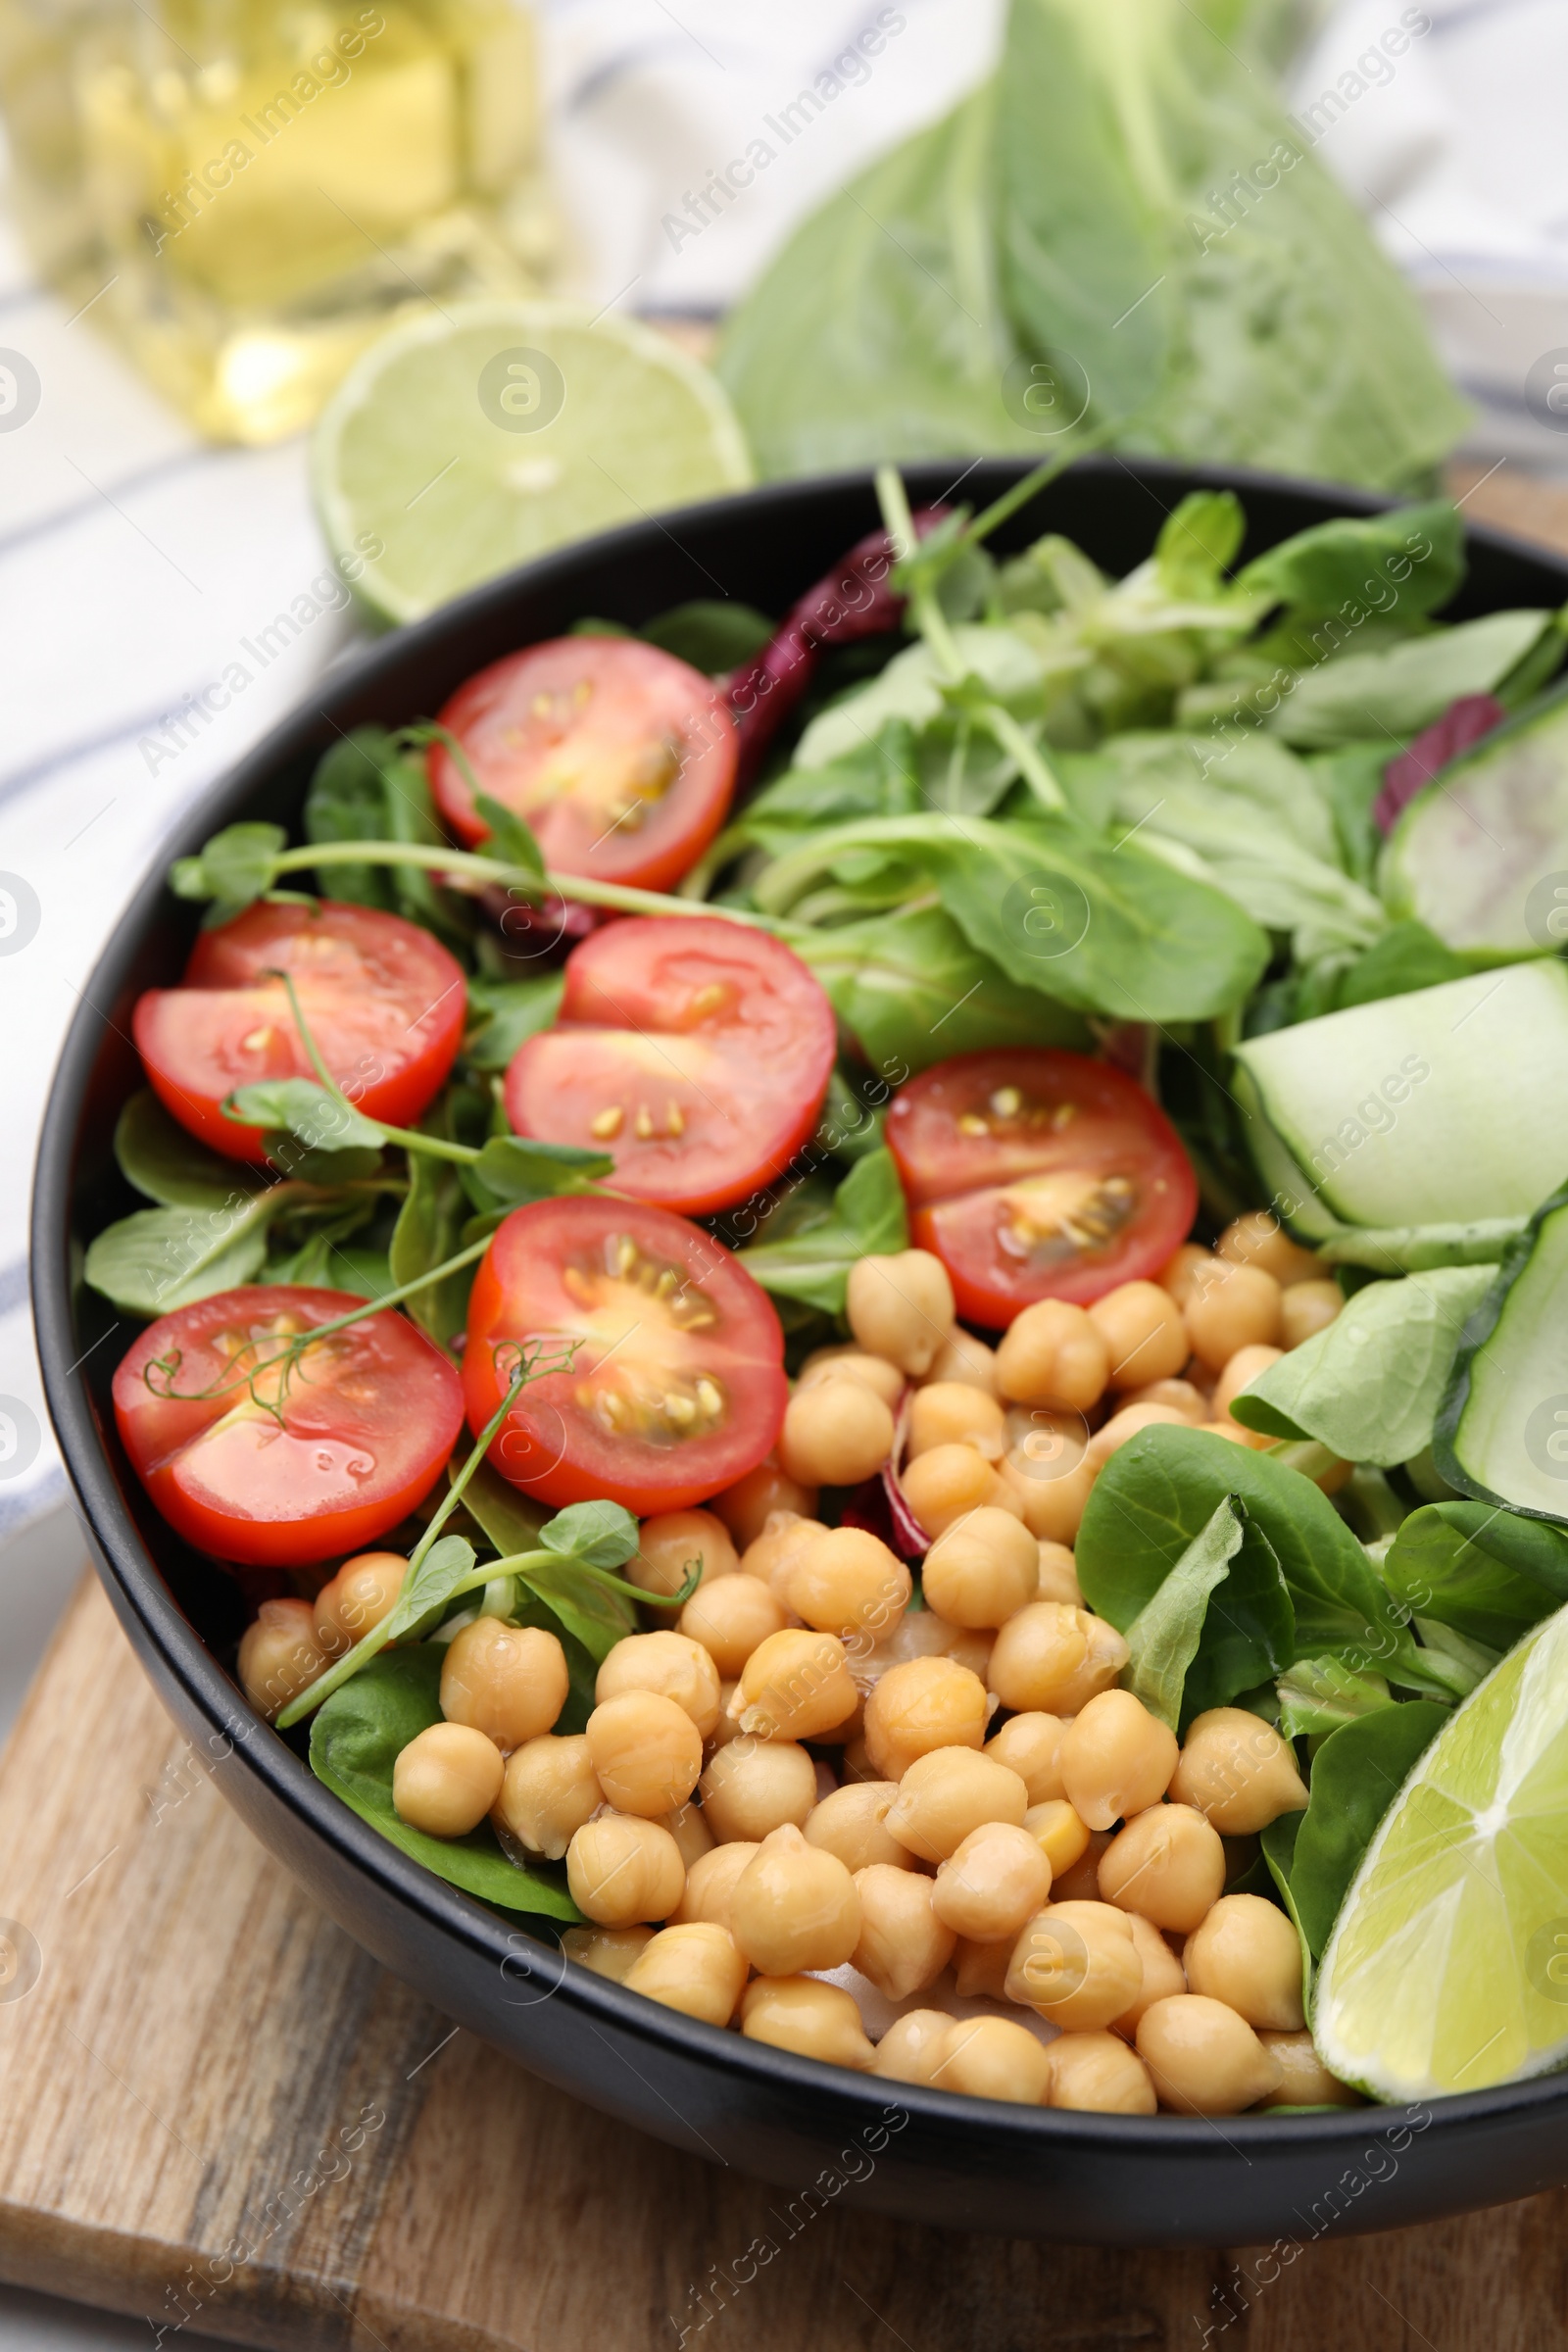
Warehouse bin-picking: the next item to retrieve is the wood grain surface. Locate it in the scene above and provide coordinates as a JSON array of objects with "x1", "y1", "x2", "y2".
[
  {"x1": 0, "y1": 1574, "x2": 1562, "y2": 2352},
  {"x1": 1446, "y1": 459, "x2": 1568, "y2": 557}
]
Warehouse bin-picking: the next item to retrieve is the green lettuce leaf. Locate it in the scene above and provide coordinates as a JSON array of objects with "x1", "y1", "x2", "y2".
[
  {"x1": 1231, "y1": 1267, "x2": 1494, "y2": 1467},
  {"x1": 310, "y1": 1648, "x2": 579, "y2": 1920}
]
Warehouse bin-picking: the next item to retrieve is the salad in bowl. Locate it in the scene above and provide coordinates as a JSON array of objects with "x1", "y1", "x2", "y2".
[{"x1": 70, "y1": 456, "x2": 1568, "y2": 2129}]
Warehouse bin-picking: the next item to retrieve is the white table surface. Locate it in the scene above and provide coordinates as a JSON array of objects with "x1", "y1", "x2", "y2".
[{"x1": 0, "y1": 1, "x2": 1562, "y2": 2340}]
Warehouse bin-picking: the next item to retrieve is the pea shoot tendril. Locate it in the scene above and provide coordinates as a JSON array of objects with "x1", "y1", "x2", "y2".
[{"x1": 139, "y1": 1232, "x2": 497, "y2": 1423}]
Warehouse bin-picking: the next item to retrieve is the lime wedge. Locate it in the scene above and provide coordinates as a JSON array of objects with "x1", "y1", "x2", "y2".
[
  {"x1": 1315, "y1": 1602, "x2": 1568, "y2": 2101},
  {"x1": 313, "y1": 302, "x2": 754, "y2": 627}
]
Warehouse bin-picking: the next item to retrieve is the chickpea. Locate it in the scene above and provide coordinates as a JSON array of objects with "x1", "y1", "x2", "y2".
[
  {"x1": 996, "y1": 1299, "x2": 1109, "y2": 1414},
  {"x1": 585, "y1": 1690, "x2": 703, "y2": 1818},
  {"x1": 1051, "y1": 1827, "x2": 1112, "y2": 1902},
  {"x1": 798, "y1": 1346, "x2": 905, "y2": 1411},
  {"x1": 677, "y1": 1573, "x2": 785, "y2": 1679},
  {"x1": 1034, "y1": 1542, "x2": 1082, "y2": 1606},
  {"x1": 811, "y1": 1687, "x2": 865, "y2": 1749},
  {"x1": 710, "y1": 1460, "x2": 817, "y2": 1549},
  {"x1": 1280, "y1": 1280, "x2": 1343, "y2": 1350},
  {"x1": 858, "y1": 1608, "x2": 992, "y2": 1691},
  {"x1": 863, "y1": 1656, "x2": 989, "y2": 1780},
  {"x1": 731, "y1": 1629, "x2": 858, "y2": 1741},
  {"x1": 1045, "y1": 2032, "x2": 1157, "y2": 2115},
  {"x1": 789, "y1": 1527, "x2": 910, "y2": 1642},
  {"x1": 699, "y1": 1737, "x2": 816, "y2": 1842},
  {"x1": 1110, "y1": 1911, "x2": 1187, "y2": 2037},
  {"x1": 907, "y1": 1382, "x2": 1007, "y2": 1461},
  {"x1": 1157, "y1": 1245, "x2": 1217, "y2": 1309},
  {"x1": 871, "y1": 2008, "x2": 954, "y2": 2084},
  {"x1": 741, "y1": 1976, "x2": 875, "y2": 2070},
  {"x1": 492, "y1": 1734, "x2": 601, "y2": 1859},
  {"x1": 562, "y1": 1923, "x2": 655, "y2": 1982},
  {"x1": 776, "y1": 1380, "x2": 895, "y2": 1489},
  {"x1": 441, "y1": 1620, "x2": 568, "y2": 1752},
  {"x1": 740, "y1": 1510, "x2": 828, "y2": 1601},
  {"x1": 1212, "y1": 1345, "x2": 1283, "y2": 1423},
  {"x1": 935, "y1": 2016, "x2": 1053, "y2": 2105},
  {"x1": 988, "y1": 1603, "x2": 1129, "y2": 1716},
  {"x1": 1184, "y1": 1894, "x2": 1304, "y2": 2031},
  {"x1": 886, "y1": 1746, "x2": 1028, "y2": 1863},
  {"x1": 1136, "y1": 1992, "x2": 1283, "y2": 2114},
  {"x1": 1005, "y1": 1900, "x2": 1144, "y2": 2032},
  {"x1": 729, "y1": 1824, "x2": 861, "y2": 1976},
  {"x1": 932, "y1": 1821, "x2": 1053, "y2": 1942},
  {"x1": 1120, "y1": 1378, "x2": 1206, "y2": 1423},
  {"x1": 661, "y1": 1799, "x2": 714, "y2": 1872},
  {"x1": 851, "y1": 1864, "x2": 956, "y2": 1999},
  {"x1": 622, "y1": 1921, "x2": 748, "y2": 2027},
  {"x1": 987, "y1": 1712, "x2": 1067, "y2": 1804},
  {"x1": 629, "y1": 1508, "x2": 738, "y2": 1599},
  {"x1": 1198, "y1": 1419, "x2": 1275, "y2": 1452},
  {"x1": 805, "y1": 1782, "x2": 914, "y2": 1875},
  {"x1": 710, "y1": 1684, "x2": 742, "y2": 1750},
  {"x1": 673, "y1": 1839, "x2": 759, "y2": 1934},
  {"x1": 1024, "y1": 1798, "x2": 1093, "y2": 1879},
  {"x1": 1086, "y1": 1400, "x2": 1192, "y2": 1470},
  {"x1": 239, "y1": 1598, "x2": 328, "y2": 1719},
  {"x1": 1171, "y1": 1708, "x2": 1309, "y2": 1835},
  {"x1": 1217, "y1": 1211, "x2": 1322, "y2": 1290},
  {"x1": 1099, "y1": 1803, "x2": 1225, "y2": 1934},
  {"x1": 1255, "y1": 2031, "x2": 1363, "y2": 2109},
  {"x1": 846, "y1": 1249, "x2": 955, "y2": 1375},
  {"x1": 923, "y1": 1329, "x2": 998, "y2": 1396},
  {"x1": 1060, "y1": 1690, "x2": 1179, "y2": 1832},
  {"x1": 1185, "y1": 1263, "x2": 1283, "y2": 1372},
  {"x1": 566, "y1": 1812, "x2": 685, "y2": 1928},
  {"x1": 954, "y1": 1934, "x2": 1012, "y2": 2000},
  {"x1": 921, "y1": 1508, "x2": 1038, "y2": 1629},
  {"x1": 314, "y1": 1553, "x2": 406, "y2": 1656},
  {"x1": 595, "y1": 1630, "x2": 721, "y2": 1740},
  {"x1": 1090, "y1": 1281, "x2": 1191, "y2": 1390},
  {"x1": 902, "y1": 1444, "x2": 1022, "y2": 1540},
  {"x1": 393, "y1": 1723, "x2": 505, "y2": 1838},
  {"x1": 1000, "y1": 1438, "x2": 1098, "y2": 1545}
]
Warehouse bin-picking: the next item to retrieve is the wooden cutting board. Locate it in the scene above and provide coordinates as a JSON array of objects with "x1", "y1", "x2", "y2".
[
  {"x1": 0, "y1": 1569, "x2": 1563, "y2": 2352},
  {"x1": 7, "y1": 463, "x2": 1567, "y2": 2352}
]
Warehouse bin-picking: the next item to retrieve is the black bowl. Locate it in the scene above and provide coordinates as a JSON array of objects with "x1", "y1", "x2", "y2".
[{"x1": 33, "y1": 460, "x2": 1568, "y2": 2245}]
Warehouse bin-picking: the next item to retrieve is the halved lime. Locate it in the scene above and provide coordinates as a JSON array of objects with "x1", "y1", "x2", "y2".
[
  {"x1": 313, "y1": 302, "x2": 754, "y2": 627},
  {"x1": 1315, "y1": 1602, "x2": 1568, "y2": 2101}
]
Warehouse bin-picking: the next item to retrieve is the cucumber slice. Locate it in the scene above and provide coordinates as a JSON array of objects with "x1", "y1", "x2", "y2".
[
  {"x1": 1382, "y1": 679, "x2": 1568, "y2": 958},
  {"x1": 1436, "y1": 1186, "x2": 1568, "y2": 1521},
  {"x1": 1316, "y1": 1218, "x2": 1526, "y2": 1271},
  {"x1": 1234, "y1": 962, "x2": 1568, "y2": 1234}
]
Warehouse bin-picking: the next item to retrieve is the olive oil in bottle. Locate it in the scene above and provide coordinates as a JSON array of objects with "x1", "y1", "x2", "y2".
[{"x1": 0, "y1": 0, "x2": 553, "y2": 441}]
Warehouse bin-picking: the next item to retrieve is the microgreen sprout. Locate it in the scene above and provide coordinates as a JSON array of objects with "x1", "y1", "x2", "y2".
[
  {"x1": 274, "y1": 1337, "x2": 699, "y2": 1730},
  {"x1": 141, "y1": 1233, "x2": 494, "y2": 1423}
]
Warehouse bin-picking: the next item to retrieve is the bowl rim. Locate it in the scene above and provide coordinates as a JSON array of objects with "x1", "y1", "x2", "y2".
[{"x1": 32, "y1": 454, "x2": 1568, "y2": 2157}]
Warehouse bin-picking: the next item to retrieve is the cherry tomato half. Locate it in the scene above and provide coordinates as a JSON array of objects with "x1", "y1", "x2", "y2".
[
  {"x1": 114, "y1": 1287, "x2": 465, "y2": 1567},
  {"x1": 464, "y1": 1198, "x2": 786, "y2": 1515},
  {"x1": 133, "y1": 901, "x2": 466, "y2": 1164},
  {"x1": 428, "y1": 637, "x2": 738, "y2": 893},
  {"x1": 503, "y1": 916, "x2": 836, "y2": 1216},
  {"x1": 885, "y1": 1049, "x2": 1198, "y2": 1327}
]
